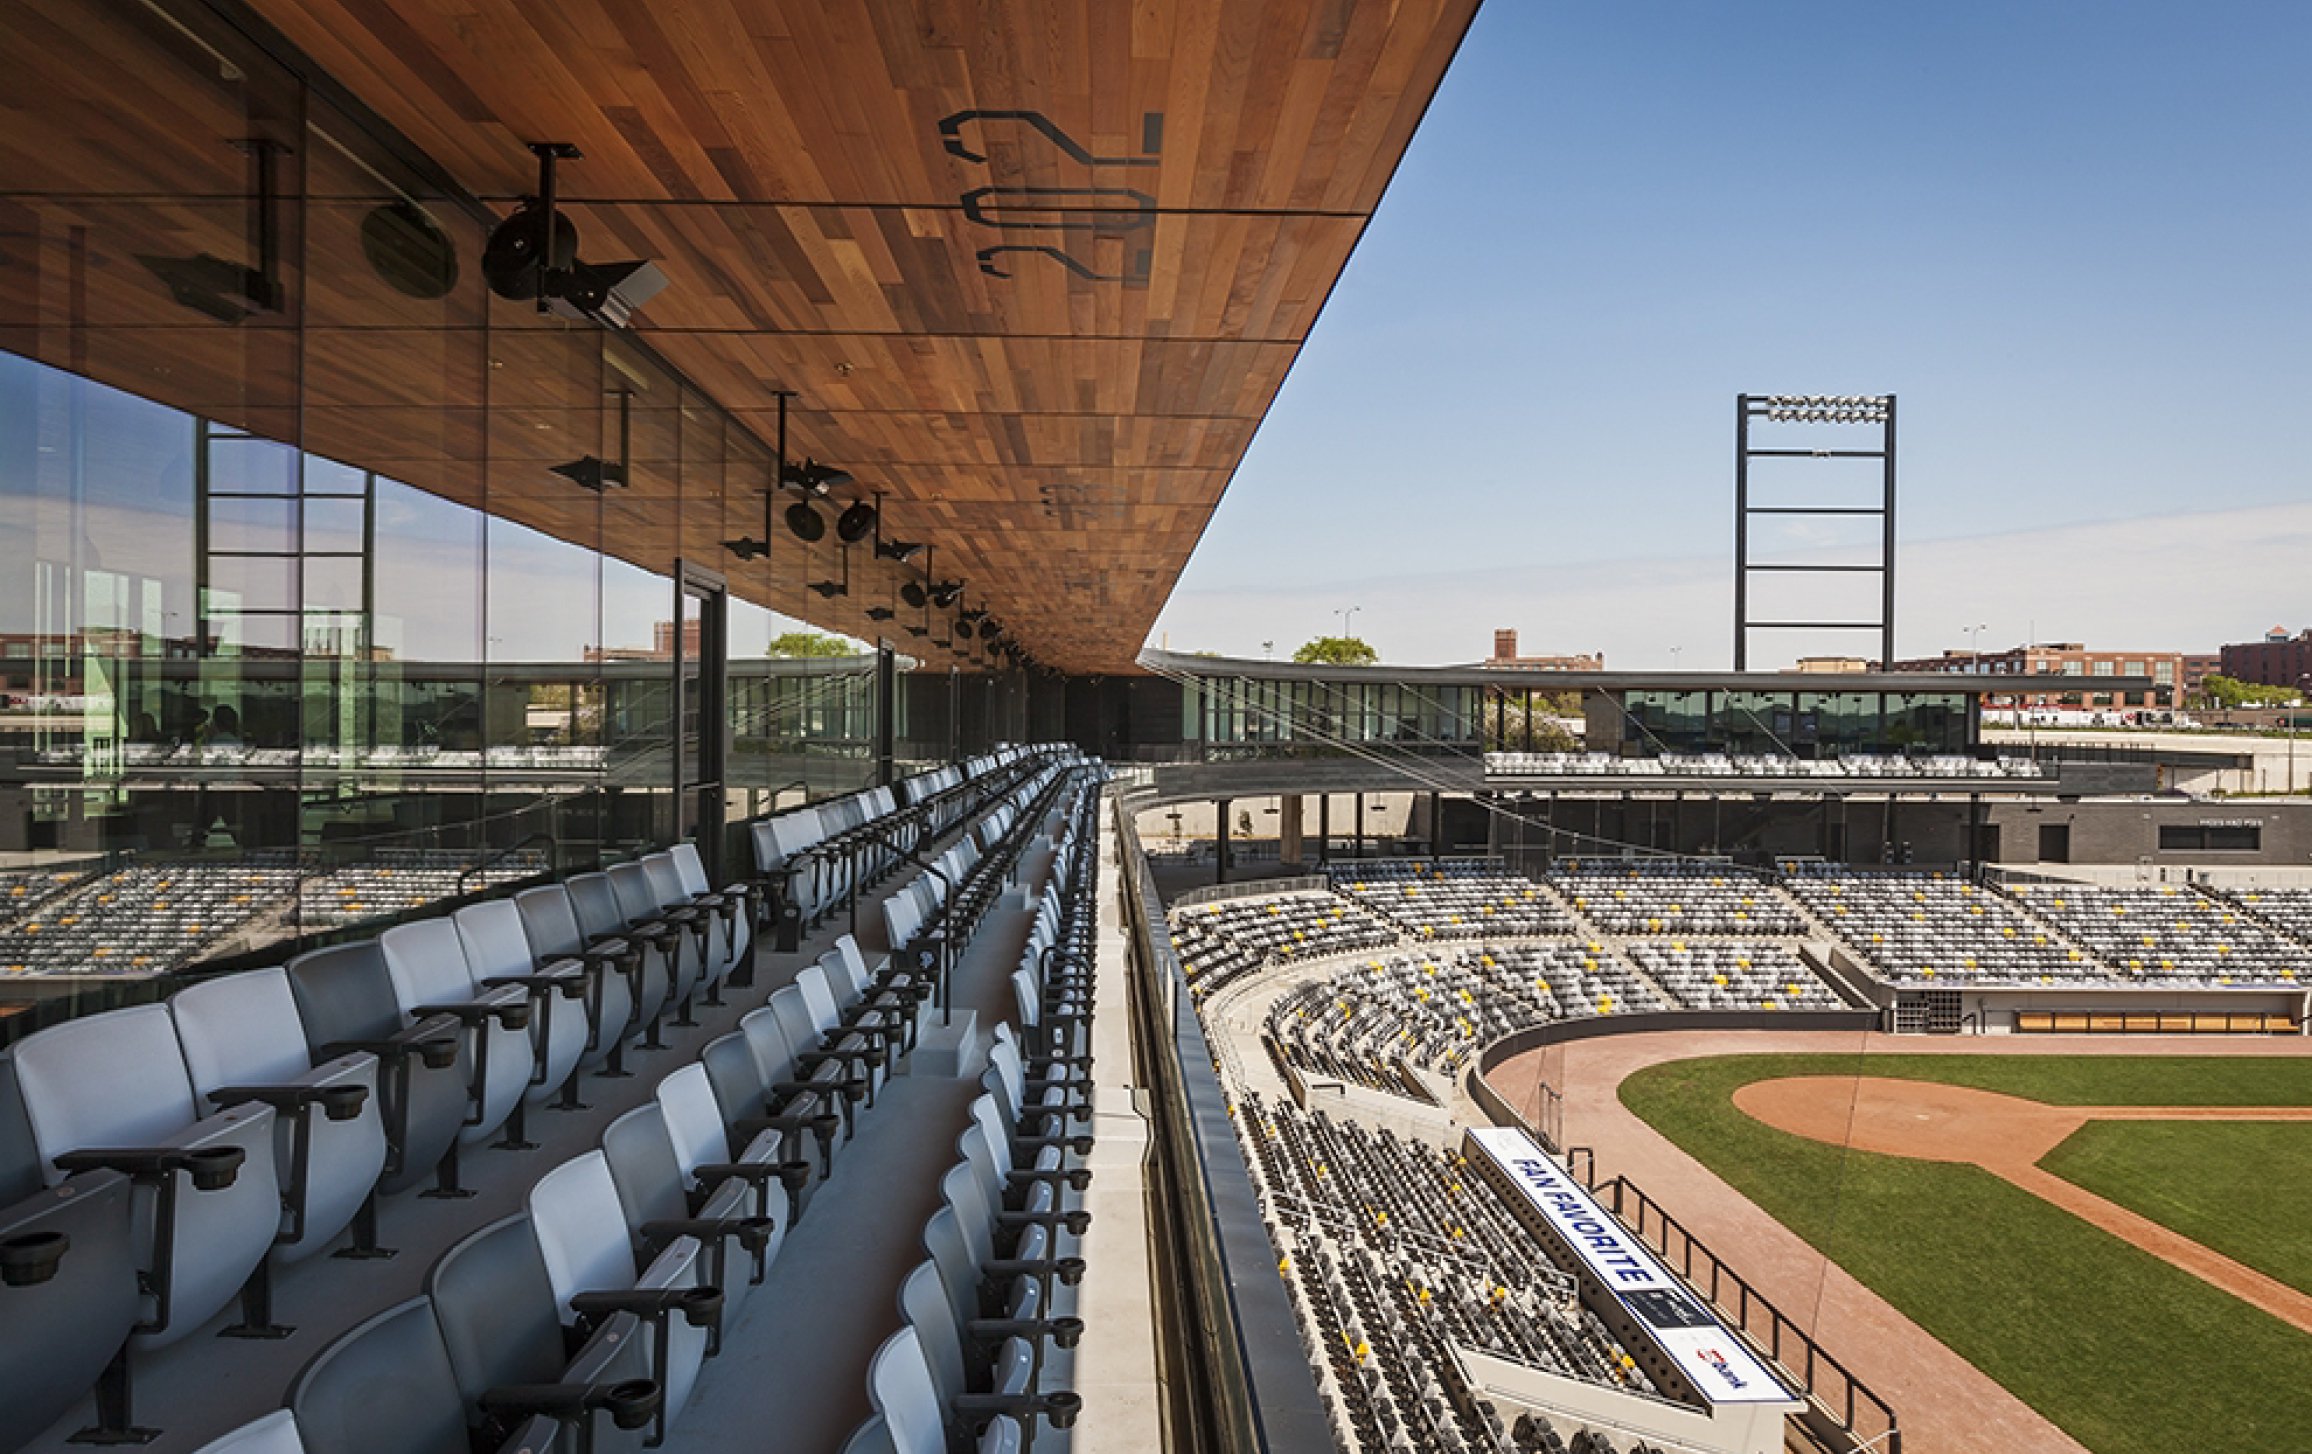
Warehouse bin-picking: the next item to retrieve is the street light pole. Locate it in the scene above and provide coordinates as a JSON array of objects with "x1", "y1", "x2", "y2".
[{"x1": 1337, "y1": 606, "x2": 1361, "y2": 640}]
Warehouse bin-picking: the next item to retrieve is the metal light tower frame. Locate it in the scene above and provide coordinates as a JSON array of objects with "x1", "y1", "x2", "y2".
[{"x1": 1733, "y1": 393, "x2": 1897, "y2": 670}]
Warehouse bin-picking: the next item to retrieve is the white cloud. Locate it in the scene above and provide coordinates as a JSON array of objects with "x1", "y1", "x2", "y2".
[{"x1": 1150, "y1": 499, "x2": 2312, "y2": 669}]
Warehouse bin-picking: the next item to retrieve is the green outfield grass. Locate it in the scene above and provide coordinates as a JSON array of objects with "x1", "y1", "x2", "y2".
[
  {"x1": 2042, "y1": 1119, "x2": 2312, "y2": 1297},
  {"x1": 1619, "y1": 1052, "x2": 2312, "y2": 1454}
]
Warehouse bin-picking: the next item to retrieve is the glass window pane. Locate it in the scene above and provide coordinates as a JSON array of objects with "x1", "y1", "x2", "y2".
[
  {"x1": 304, "y1": 495, "x2": 368, "y2": 555},
  {"x1": 206, "y1": 495, "x2": 297, "y2": 555},
  {"x1": 207, "y1": 554, "x2": 298, "y2": 611}
]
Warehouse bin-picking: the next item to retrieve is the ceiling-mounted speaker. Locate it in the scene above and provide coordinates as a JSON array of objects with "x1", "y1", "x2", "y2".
[
  {"x1": 481, "y1": 199, "x2": 577, "y2": 300},
  {"x1": 361, "y1": 199, "x2": 459, "y2": 300},
  {"x1": 836, "y1": 500, "x2": 878, "y2": 544},
  {"x1": 785, "y1": 499, "x2": 826, "y2": 542}
]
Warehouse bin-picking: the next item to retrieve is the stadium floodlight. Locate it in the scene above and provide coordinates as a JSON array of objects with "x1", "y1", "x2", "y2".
[{"x1": 1757, "y1": 393, "x2": 1891, "y2": 425}]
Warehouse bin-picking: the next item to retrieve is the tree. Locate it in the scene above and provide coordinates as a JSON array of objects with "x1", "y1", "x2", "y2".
[
  {"x1": 766, "y1": 630, "x2": 859, "y2": 659},
  {"x1": 2197, "y1": 674, "x2": 2300, "y2": 709},
  {"x1": 1483, "y1": 693, "x2": 1581, "y2": 752},
  {"x1": 1292, "y1": 635, "x2": 1378, "y2": 666}
]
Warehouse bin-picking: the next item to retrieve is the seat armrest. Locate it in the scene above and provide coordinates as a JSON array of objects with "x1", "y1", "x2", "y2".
[
  {"x1": 414, "y1": 997, "x2": 532, "y2": 1030},
  {"x1": 966, "y1": 1315, "x2": 1084, "y2": 1351},
  {"x1": 207, "y1": 1081, "x2": 371, "y2": 1122},
  {"x1": 482, "y1": 971, "x2": 590, "y2": 1000},
  {"x1": 996, "y1": 1207, "x2": 1091, "y2": 1236},
  {"x1": 570, "y1": 1284, "x2": 724, "y2": 1329},
  {"x1": 1004, "y1": 1165, "x2": 1093, "y2": 1194},
  {"x1": 950, "y1": 1391, "x2": 1082, "y2": 1429},
  {"x1": 641, "y1": 1215, "x2": 775, "y2": 1258},
  {"x1": 55, "y1": 1143, "x2": 246, "y2": 1191},
  {"x1": 324, "y1": 1028, "x2": 460, "y2": 1070},
  {"x1": 982, "y1": 1254, "x2": 1085, "y2": 1286},
  {"x1": 478, "y1": 1378, "x2": 662, "y2": 1434}
]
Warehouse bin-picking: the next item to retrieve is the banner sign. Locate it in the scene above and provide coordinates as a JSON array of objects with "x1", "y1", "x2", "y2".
[{"x1": 1467, "y1": 1127, "x2": 1792, "y2": 1406}]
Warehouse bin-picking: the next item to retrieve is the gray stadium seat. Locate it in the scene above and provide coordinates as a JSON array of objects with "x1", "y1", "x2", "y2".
[
  {"x1": 187, "y1": 1408, "x2": 302, "y2": 1454},
  {"x1": 642, "y1": 853, "x2": 735, "y2": 1003},
  {"x1": 568, "y1": 872, "x2": 676, "y2": 1050},
  {"x1": 425, "y1": 1215, "x2": 659, "y2": 1454},
  {"x1": 378, "y1": 919, "x2": 536, "y2": 1150},
  {"x1": 7, "y1": 1005, "x2": 280, "y2": 1440},
  {"x1": 898, "y1": 1259, "x2": 1076, "y2": 1434},
  {"x1": 527, "y1": 1151, "x2": 719, "y2": 1439},
  {"x1": 453, "y1": 899, "x2": 593, "y2": 1110},
  {"x1": 599, "y1": 1098, "x2": 775, "y2": 1326},
  {"x1": 284, "y1": 941, "x2": 470, "y2": 1198},
  {"x1": 607, "y1": 863, "x2": 705, "y2": 1028},
  {"x1": 171, "y1": 968, "x2": 390, "y2": 1263},
  {"x1": 517, "y1": 880, "x2": 646, "y2": 1069},
  {"x1": 667, "y1": 843, "x2": 754, "y2": 984},
  {"x1": 863, "y1": 1326, "x2": 1031, "y2": 1454},
  {"x1": 287, "y1": 1295, "x2": 621, "y2": 1454},
  {"x1": 698, "y1": 1019, "x2": 845, "y2": 1176},
  {"x1": 0, "y1": 1080, "x2": 139, "y2": 1453}
]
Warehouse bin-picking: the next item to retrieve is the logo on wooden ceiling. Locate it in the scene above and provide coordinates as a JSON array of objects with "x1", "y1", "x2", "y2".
[
  {"x1": 938, "y1": 110, "x2": 1162, "y2": 287},
  {"x1": 1037, "y1": 480, "x2": 1129, "y2": 529}
]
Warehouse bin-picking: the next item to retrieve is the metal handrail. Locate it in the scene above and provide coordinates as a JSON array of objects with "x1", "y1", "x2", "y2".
[
  {"x1": 1113, "y1": 795, "x2": 1332, "y2": 1454},
  {"x1": 1572, "y1": 1161, "x2": 1902, "y2": 1454}
]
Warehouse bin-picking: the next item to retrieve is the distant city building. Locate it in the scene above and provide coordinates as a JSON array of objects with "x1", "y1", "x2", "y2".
[
  {"x1": 1485, "y1": 629, "x2": 1602, "y2": 671},
  {"x1": 1884, "y1": 642, "x2": 2179, "y2": 710},
  {"x1": 2181, "y1": 653, "x2": 2223, "y2": 691},
  {"x1": 2219, "y1": 627, "x2": 2312, "y2": 690},
  {"x1": 1794, "y1": 656, "x2": 1871, "y2": 674}
]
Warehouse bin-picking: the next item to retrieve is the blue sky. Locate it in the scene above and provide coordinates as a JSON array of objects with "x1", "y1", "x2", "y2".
[{"x1": 1152, "y1": 1, "x2": 2312, "y2": 668}]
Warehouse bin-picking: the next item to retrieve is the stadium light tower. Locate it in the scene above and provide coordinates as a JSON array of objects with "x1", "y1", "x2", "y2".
[{"x1": 1733, "y1": 393, "x2": 1896, "y2": 670}]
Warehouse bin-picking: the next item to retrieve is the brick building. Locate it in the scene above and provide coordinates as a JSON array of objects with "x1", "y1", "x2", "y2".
[
  {"x1": 1484, "y1": 629, "x2": 1603, "y2": 671},
  {"x1": 1883, "y1": 642, "x2": 2179, "y2": 710},
  {"x1": 2219, "y1": 628, "x2": 2312, "y2": 691}
]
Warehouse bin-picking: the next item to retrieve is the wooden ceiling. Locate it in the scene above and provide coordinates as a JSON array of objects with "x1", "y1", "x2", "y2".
[{"x1": 244, "y1": 0, "x2": 1478, "y2": 670}]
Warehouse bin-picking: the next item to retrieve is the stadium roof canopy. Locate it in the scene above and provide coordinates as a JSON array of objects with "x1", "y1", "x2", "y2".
[{"x1": 241, "y1": 0, "x2": 1481, "y2": 672}]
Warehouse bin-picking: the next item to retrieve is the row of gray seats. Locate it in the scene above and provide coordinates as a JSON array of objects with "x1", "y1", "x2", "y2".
[
  {"x1": 751, "y1": 750, "x2": 1042, "y2": 948},
  {"x1": 0, "y1": 843, "x2": 748, "y2": 1450},
  {"x1": 851, "y1": 772, "x2": 1106, "y2": 1454},
  {"x1": 175, "y1": 929, "x2": 933, "y2": 1454},
  {"x1": 1, "y1": 748, "x2": 1070, "y2": 1454}
]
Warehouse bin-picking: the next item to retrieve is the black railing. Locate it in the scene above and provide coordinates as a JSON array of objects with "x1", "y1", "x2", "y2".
[
  {"x1": 1566, "y1": 1154, "x2": 1902, "y2": 1454},
  {"x1": 1112, "y1": 791, "x2": 1332, "y2": 1454}
]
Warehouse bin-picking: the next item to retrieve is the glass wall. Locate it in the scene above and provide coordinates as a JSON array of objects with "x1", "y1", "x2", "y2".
[
  {"x1": 1615, "y1": 690, "x2": 1969, "y2": 758},
  {"x1": 0, "y1": 0, "x2": 931, "y2": 1002},
  {"x1": 1182, "y1": 675, "x2": 1482, "y2": 759}
]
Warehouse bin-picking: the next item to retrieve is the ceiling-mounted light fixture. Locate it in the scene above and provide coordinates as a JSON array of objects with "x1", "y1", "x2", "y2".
[
  {"x1": 866, "y1": 605, "x2": 896, "y2": 621},
  {"x1": 901, "y1": 581, "x2": 928, "y2": 610},
  {"x1": 483, "y1": 143, "x2": 668, "y2": 326},
  {"x1": 875, "y1": 536, "x2": 923, "y2": 563},
  {"x1": 930, "y1": 581, "x2": 964, "y2": 609},
  {"x1": 781, "y1": 458, "x2": 854, "y2": 494},
  {"x1": 549, "y1": 455, "x2": 625, "y2": 492},
  {"x1": 808, "y1": 578, "x2": 847, "y2": 599},
  {"x1": 722, "y1": 536, "x2": 768, "y2": 561},
  {"x1": 954, "y1": 617, "x2": 976, "y2": 640}
]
